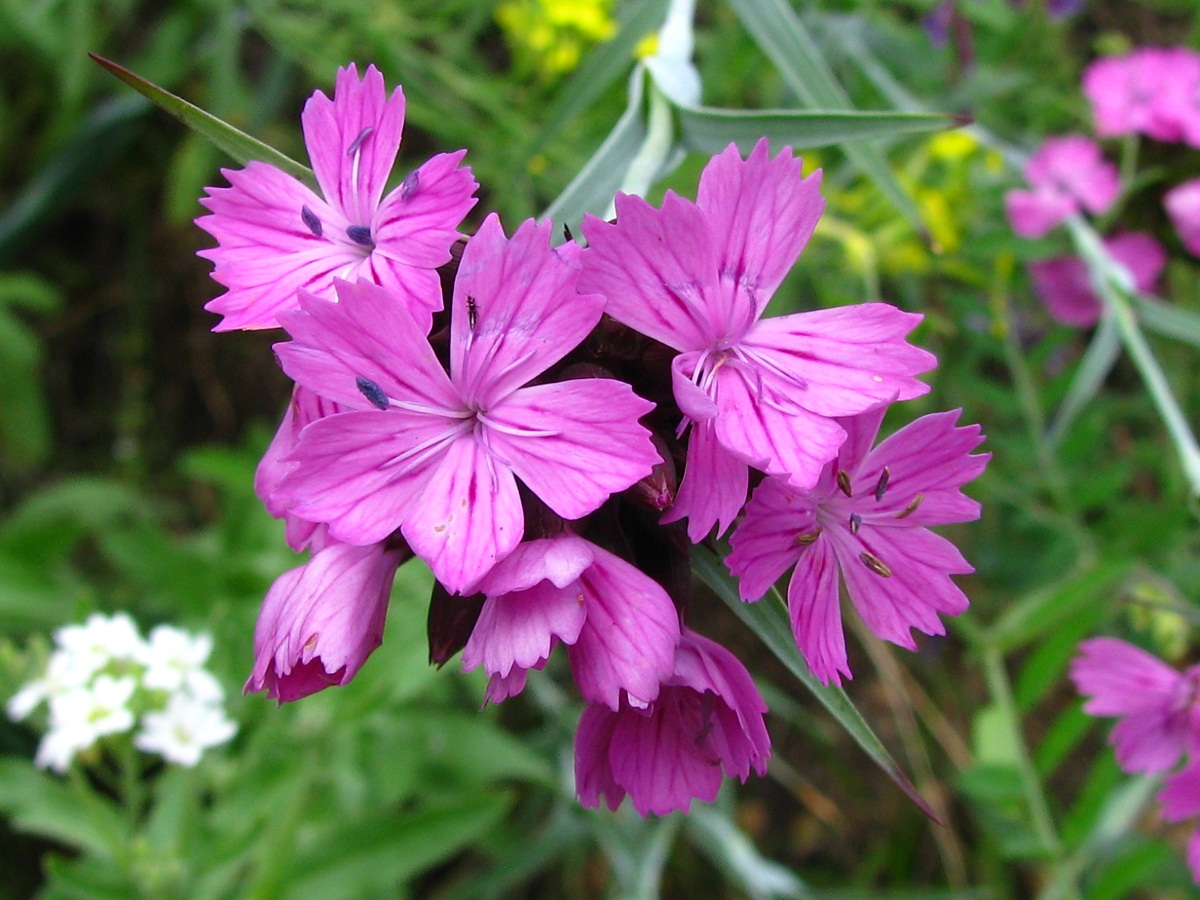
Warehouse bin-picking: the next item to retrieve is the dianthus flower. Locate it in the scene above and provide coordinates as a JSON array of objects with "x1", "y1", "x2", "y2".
[
  {"x1": 1166, "y1": 178, "x2": 1200, "y2": 258},
  {"x1": 275, "y1": 215, "x2": 659, "y2": 593},
  {"x1": 198, "y1": 64, "x2": 477, "y2": 331},
  {"x1": 1083, "y1": 47, "x2": 1200, "y2": 144},
  {"x1": 1071, "y1": 637, "x2": 1200, "y2": 882},
  {"x1": 727, "y1": 403, "x2": 988, "y2": 685},
  {"x1": 1028, "y1": 231, "x2": 1165, "y2": 327},
  {"x1": 579, "y1": 140, "x2": 935, "y2": 542},
  {"x1": 1005, "y1": 135, "x2": 1120, "y2": 239},
  {"x1": 574, "y1": 628, "x2": 770, "y2": 816},
  {"x1": 461, "y1": 534, "x2": 681, "y2": 709}
]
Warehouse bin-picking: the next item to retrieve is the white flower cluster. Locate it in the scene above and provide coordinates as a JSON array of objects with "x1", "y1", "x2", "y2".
[{"x1": 7, "y1": 613, "x2": 237, "y2": 772}]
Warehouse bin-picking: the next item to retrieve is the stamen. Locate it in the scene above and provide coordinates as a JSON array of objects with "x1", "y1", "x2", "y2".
[
  {"x1": 400, "y1": 169, "x2": 419, "y2": 200},
  {"x1": 874, "y1": 466, "x2": 890, "y2": 501},
  {"x1": 858, "y1": 551, "x2": 892, "y2": 578},
  {"x1": 894, "y1": 492, "x2": 924, "y2": 519},
  {"x1": 849, "y1": 513, "x2": 862, "y2": 535},
  {"x1": 355, "y1": 376, "x2": 390, "y2": 410},
  {"x1": 562, "y1": 222, "x2": 574, "y2": 242},
  {"x1": 837, "y1": 470, "x2": 852, "y2": 497},
  {"x1": 347, "y1": 225, "x2": 374, "y2": 247},
  {"x1": 300, "y1": 205, "x2": 322, "y2": 237},
  {"x1": 467, "y1": 296, "x2": 478, "y2": 330},
  {"x1": 795, "y1": 529, "x2": 822, "y2": 546},
  {"x1": 346, "y1": 126, "x2": 374, "y2": 156}
]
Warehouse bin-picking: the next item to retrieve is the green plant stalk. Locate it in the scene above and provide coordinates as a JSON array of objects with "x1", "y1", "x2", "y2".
[{"x1": 1066, "y1": 217, "x2": 1200, "y2": 495}]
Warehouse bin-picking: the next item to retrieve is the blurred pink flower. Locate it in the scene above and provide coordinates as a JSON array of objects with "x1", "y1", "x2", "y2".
[
  {"x1": 1005, "y1": 136, "x2": 1121, "y2": 238},
  {"x1": 1166, "y1": 178, "x2": 1200, "y2": 257},
  {"x1": 580, "y1": 140, "x2": 934, "y2": 542},
  {"x1": 274, "y1": 215, "x2": 659, "y2": 593},
  {"x1": 198, "y1": 64, "x2": 477, "y2": 332},
  {"x1": 1027, "y1": 231, "x2": 1165, "y2": 328},
  {"x1": 575, "y1": 628, "x2": 770, "y2": 816},
  {"x1": 461, "y1": 534, "x2": 681, "y2": 709},
  {"x1": 727, "y1": 403, "x2": 988, "y2": 685},
  {"x1": 1084, "y1": 47, "x2": 1200, "y2": 144},
  {"x1": 246, "y1": 537, "x2": 403, "y2": 702}
]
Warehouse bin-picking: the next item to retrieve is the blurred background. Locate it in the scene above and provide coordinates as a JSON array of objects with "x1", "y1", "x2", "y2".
[{"x1": 3, "y1": 0, "x2": 1200, "y2": 896}]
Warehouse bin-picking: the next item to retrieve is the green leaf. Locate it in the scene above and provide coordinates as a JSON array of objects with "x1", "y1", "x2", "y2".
[
  {"x1": 692, "y1": 547, "x2": 940, "y2": 822},
  {"x1": 678, "y1": 105, "x2": 955, "y2": 155},
  {"x1": 1131, "y1": 293, "x2": 1200, "y2": 351},
  {"x1": 89, "y1": 55, "x2": 316, "y2": 190},
  {"x1": 1047, "y1": 314, "x2": 1121, "y2": 448},
  {"x1": 727, "y1": 0, "x2": 925, "y2": 228},
  {"x1": 0, "y1": 758, "x2": 127, "y2": 858}
]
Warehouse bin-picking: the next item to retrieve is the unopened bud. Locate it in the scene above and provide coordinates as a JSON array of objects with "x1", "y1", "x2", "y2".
[
  {"x1": 426, "y1": 582, "x2": 485, "y2": 668},
  {"x1": 626, "y1": 434, "x2": 677, "y2": 511}
]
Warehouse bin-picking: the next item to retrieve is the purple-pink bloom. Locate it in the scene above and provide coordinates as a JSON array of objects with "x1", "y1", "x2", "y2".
[
  {"x1": 1027, "y1": 231, "x2": 1165, "y2": 328},
  {"x1": 246, "y1": 537, "x2": 404, "y2": 702},
  {"x1": 574, "y1": 628, "x2": 770, "y2": 816},
  {"x1": 1005, "y1": 136, "x2": 1121, "y2": 239},
  {"x1": 275, "y1": 214, "x2": 660, "y2": 594},
  {"x1": 1084, "y1": 48, "x2": 1200, "y2": 144},
  {"x1": 579, "y1": 140, "x2": 934, "y2": 542},
  {"x1": 1166, "y1": 178, "x2": 1200, "y2": 257},
  {"x1": 727, "y1": 403, "x2": 989, "y2": 685},
  {"x1": 197, "y1": 64, "x2": 477, "y2": 332},
  {"x1": 461, "y1": 534, "x2": 681, "y2": 709}
]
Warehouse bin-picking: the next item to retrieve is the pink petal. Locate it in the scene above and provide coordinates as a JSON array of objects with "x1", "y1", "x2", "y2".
[
  {"x1": 661, "y1": 419, "x2": 749, "y2": 542},
  {"x1": 402, "y1": 433, "x2": 524, "y2": 594},
  {"x1": 696, "y1": 139, "x2": 825, "y2": 317},
  {"x1": 451, "y1": 215, "x2": 606, "y2": 401},
  {"x1": 374, "y1": 150, "x2": 477, "y2": 267},
  {"x1": 578, "y1": 192, "x2": 720, "y2": 351},
  {"x1": 1109, "y1": 708, "x2": 1189, "y2": 773},
  {"x1": 568, "y1": 546, "x2": 680, "y2": 710},
  {"x1": 1070, "y1": 637, "x2": 1184, "y2": 717},
  {"x1": 574, "y1": 704, "x2": 626, "y2": 811},
  {"x1": 301, "y1": 64, "x2": 405, "y2": 224},
  {"x1": 473, "y1": 534, "x2": 596, "y2": 595},
  {"x1": 485, "y1": 380, "x2": 658, "y2": 520},
  {"x1": 255, "y1": 385, "x2": 342, "y2": 523},
  {"x1": 1004, "y1": 188, "x2": 1076, "y2": 239},
  {"x1": 1024, "y1": 135, "x2": 1121, "y2": 215},
  {"x1": 1027, "y1": 254, "x2": 1101, "y2": 327},
  {"x1": 726, "y1": 476, "x2": 814, "y2": 601},
  {"x1": 785, "y1": 536, "x2": 851, "y2": 685},
  {"x1": 1166, "y1": 178, "x2": 1200, "y2": 257},
  {"x1": 1107, "y1": 231, "x2": 1166, "y2": 295}
]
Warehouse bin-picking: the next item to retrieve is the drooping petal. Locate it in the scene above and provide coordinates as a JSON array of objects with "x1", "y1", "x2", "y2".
[
  {"x1": 1160, "y1": 761, "x2": 1200, "y2": 822},
  {"x1": 574, "y1": 703, "x2": 626, "y2": 812},
  {"x1": 1004, "y1": 188, "x2": 1076, "y2": 240},
  {"x1": 255, "y1": 385, "x2": 343, "y2": 521},
  {"x1": 401, "y1": 433, "x2": 524, "y2": 594},
  {"x1": 485, "y1": 379, "x2": 658, "y2": 520},
  {"x1": 568, "y1": 546, "x2": 680, "y2": 710},
  {"x1": 785, "y1": 536, "x2": 850, "y2": 685},
  {"x1": 833, "y1": 525, "x2": 971, "y2": 652},
  {"x1": 579, "y1": 191, "x2": 720, "y2": 351},
  {"x1": 661, "y1": 419, "x2": 748, "y2": 542},
  {"x1": 1108, "y1": 708, "x2": 1190, "y2": 773},
  {"x1": 301, "y1": 64, "x2": 406, "y2": 225},
  {"x1": 696, "y1": 139, "x2": 825, "y2": 320},
  {"x1": 374, "y1": 150, "x2": 477, "y2": 267},
  {"x1": 277, "y1": 279, "x2": 458, "y2": 408},
  {"x1": 1070, "y1": 637, "x2": 1185, "y2": 718},
  {"x1": 451, "y1": 215, "x2": 606, "y2": 403},
  {"x1": 726, "y1": 476, "x2": 814, "y2": 602}
]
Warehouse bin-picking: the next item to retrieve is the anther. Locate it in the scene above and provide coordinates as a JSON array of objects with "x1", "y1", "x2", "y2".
[
  {"x1": 301, "y1": 205, "x2": 322, "y2": 237},
  {"x1": 346, "y1": 126, "x2": 374, "y2": 156},
  {"x1": 849, "y1": 513, "x2": 862, "y2": 535},
  {"x1": 355, "y1": 376, "x2": 390, "y2": 410},
  {"x1": 346, "y1": 225, "x2": 374, "y2": 247},
  {"x1": 400, "y1": 170, "x2": 419, "y2": 200},
  {"x1": 466, "y1": 296, "x2": 478, "y2": 330},
  {"x1": 795, "y1": 529, "x2": 822, "y2": 546},
  {"x1": 874, "y1": 466, "x2": 890, "y2": 501},
  {"x1": 858, "y1": 551, "x2": 892, "y2": 578},
  {"x1": 837, "y1": 471, "x2": 852, "y2": 497},
  {"x1": 894, "y1": 492, "x2": 924, "y2": 519},
  {"x1": 563, "y1": 222, "x2": 574, "y2": 242}
]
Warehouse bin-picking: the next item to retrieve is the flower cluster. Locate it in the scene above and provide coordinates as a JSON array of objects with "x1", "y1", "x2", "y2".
[
  {"x1": 7, "y1": 613, "x2": 236, "y2": 771},
  {"x1": 1071, "y1": 638, "x2": 1200, "y2": 882},
  {"x1": 197, "y1": 64, "x2": 988, "y2": 816},
  {"x1": 1004, "y1": 46, "x2": 1200, "y2": 327}
]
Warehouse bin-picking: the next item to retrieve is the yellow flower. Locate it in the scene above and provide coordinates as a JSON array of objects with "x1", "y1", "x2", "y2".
[{"x1": 496, "y1": 0, "x2": 618, "y2": 80}]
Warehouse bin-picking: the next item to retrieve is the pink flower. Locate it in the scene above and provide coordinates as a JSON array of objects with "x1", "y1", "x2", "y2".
[
  {"x1": 579, "y1": 140, "x2": 934, "y2": 542},
  {"x1": 1005, "y1": 136, "x2": 1121, "y2": 239},
  {"x1": 1084, "y1": 48, "x2": 1200, "y2": 144},
  {"x1": 1160, "y1": 763, "x2": 1200, "y2": 882},
  {"x1": 1070, "y1": 637, "x2": 1199, "y2": 774},
  {"x1": 461, "y1": 534, "x2": 681, "y2": 709},
  {"x1": 727, "y1": 403, "x2": 989, "y2": 685},
  {"x1": 197, "y1": 64, "x2": 478, "y2": 332},
  {"x1": 574, "y1": 628, "x2": 770, "y2": 816},
  {"x1": 275, "y1": 215, "x2": 660, "y2": 593},
  {"x1": 1028, "y1": 231, "x2": 1165, "y2": 328},
  {"x1": 1166, "y1": 178, "x2": 1200, "y2": 257},
  {"x1": 246, "y1": 537, "x2": 404, "y2": 702}
]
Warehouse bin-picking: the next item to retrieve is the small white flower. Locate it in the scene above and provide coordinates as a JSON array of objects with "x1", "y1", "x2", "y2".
[
  {"x1": 55, "y1": 613, "x2": 146, "y2": 674},
  {"x1": 136, "y1": 693, "x2": 237, "y2": 767},
  {"x1": 138, "y1": 625, "x2": 214, "y2": 694}
]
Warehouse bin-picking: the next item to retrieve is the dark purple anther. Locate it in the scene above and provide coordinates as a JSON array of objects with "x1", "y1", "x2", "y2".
[
  {"x1": 301, "y1": 205, "x2": 322, "y2": 237},
  {"x1": 346, "y1": 225, "x2": 374, "y2": 247},
  {"x1": 346, "y1": 126, "x2": 374, "y2": 156},
  {"x1": 400, "y1": 170, "x2": 419, "y2": 200},
  {"x1": 355, "y1": 376, "x2": 390, "y2": 410}
]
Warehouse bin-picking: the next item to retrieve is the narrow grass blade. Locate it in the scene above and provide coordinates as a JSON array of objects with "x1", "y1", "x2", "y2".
[
  {"x1": 89, "y1": 54, "x2": 316, "y2": 190},
  {"x1": 1047, "y1": 314, "x2": 1121, "y2": 448},
  {"x1": 679, "y1": 105, "x2": 954, "y2": 154},
  {"x1": 1131, "y1": 294, "x2": 1200, "y2": 352},
  {"x1": 693, "y1": 547, "x2": 941, "y2": 823}
]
